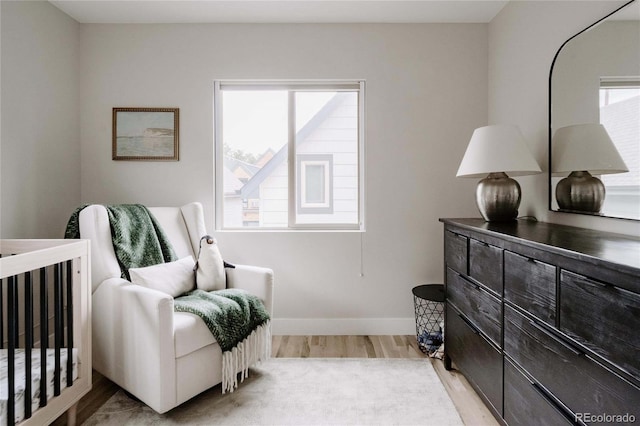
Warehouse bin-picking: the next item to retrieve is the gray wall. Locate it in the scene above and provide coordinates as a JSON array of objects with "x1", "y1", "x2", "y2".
[
  {"x1": 1, "y1": 1, "x2": 80, "y2": 239},
  {"x1": 78, "y1": 23, "x2": 487, "y2": 333}
]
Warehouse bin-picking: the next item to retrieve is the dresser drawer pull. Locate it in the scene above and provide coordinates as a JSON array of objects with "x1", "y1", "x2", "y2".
[
  {"x1": 458, "y1": 313, "x2": 481, "y2": 335},
  {"x1": 510, "y1": 251, "x2": 540, "y2": 264},
  {"x1": 450, "y1": 232, "x2": 466, "y2": 241},
  {"x1": 563, "y1": 271, "x2": 616, "y2": 289},
  {"x1": 585, "y1": 277, "x2": 613, "y2": 288},
  {"x1": 571, "y1": 273, "x2": 614, "y2": 288},
  {"x1": 530, "y1": 382, "x2": 578, "y2": 424},
  {"x1": 529, "y1": 320, "x2": 583, "y2": 356},
  {"x1": 454, "y1": 271, "x2": 480, "y2": 292},
  {"x1": 585, "y1": 353, "x2": 640, "y2": 392}
]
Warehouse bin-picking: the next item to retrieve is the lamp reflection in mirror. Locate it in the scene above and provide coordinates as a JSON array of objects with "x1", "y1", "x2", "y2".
[
  {"x1": 552, "y1": 123, "x2": 628, "y2": 213},
  {"x1": 457, "y1": 125, "x2": 542, "y2": 222}
]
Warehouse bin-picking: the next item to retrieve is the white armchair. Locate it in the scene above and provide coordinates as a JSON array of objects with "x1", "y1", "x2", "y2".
[{"x1": 78, "y1": 202, "x2": 274, "y2": 413}]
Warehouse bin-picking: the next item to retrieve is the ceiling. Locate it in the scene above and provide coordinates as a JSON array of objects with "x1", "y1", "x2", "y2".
[{"x1": 49, "y1": 0, "x2": 510, "y2": 24}]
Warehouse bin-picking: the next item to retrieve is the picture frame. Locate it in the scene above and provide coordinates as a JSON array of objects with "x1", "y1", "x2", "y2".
[{"x1": 113, "y1": 107, "x2": 179, "y2": 161}]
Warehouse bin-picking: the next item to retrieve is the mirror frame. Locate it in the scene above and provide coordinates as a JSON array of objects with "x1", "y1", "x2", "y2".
[{"x1": 548, "y1": 0, "x2": 638, "y2": 220}]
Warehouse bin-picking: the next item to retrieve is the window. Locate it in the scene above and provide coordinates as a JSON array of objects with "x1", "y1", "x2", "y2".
[
  {"x1": 599, "y1": 78, "x2": 640, "y2": 218},
  {"x1": 298, "y1": 155, "x2": 333, "y2": 213},
  {"x1": 214, "y1": 81, "x2": 364, "y2": 230}
]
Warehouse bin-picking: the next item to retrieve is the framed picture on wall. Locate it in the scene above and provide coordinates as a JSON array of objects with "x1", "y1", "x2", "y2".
[{"x1": 112, "y1": 107, "x2": 179, "y2": 161}]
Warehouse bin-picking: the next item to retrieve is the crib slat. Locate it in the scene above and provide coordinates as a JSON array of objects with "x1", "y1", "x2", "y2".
[
  {"x1": 39, "y1": 267, "x2": 48, "y2": 408},
  {"x1": 7, "y1": 275, "x2": 17, "y2": 426},
  {"x1": 25, "y1": 271, "x2": 34, "y2": 420},
  {"x1": 54, "y1": 263, "x2": 63, "y2": 396},
  {"x1": 66, "y1": 260, "x2": 74, "y2": 387}
]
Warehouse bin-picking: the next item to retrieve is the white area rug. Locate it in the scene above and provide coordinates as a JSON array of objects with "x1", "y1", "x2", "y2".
[{"x1": 85, "y1": 358, "x2": 463, "y2": 425}]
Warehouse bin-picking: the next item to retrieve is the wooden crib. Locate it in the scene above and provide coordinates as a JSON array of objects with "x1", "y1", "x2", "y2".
[{"x1": 0, "y1": 240, "x2": 91, "y2": 426}]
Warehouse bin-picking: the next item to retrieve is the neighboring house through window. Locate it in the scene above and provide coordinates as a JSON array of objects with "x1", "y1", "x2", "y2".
[{"x1": 214, "y1": 80, "x2": 365, "y2": 230}]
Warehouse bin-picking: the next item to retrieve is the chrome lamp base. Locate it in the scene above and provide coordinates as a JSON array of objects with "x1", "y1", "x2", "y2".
[
  {"x1": 555, "y1": 171, "x2": 605, "y2": 213},
  {"x1": 476, "y1": 172, "x2": 521, "y2": 222}
]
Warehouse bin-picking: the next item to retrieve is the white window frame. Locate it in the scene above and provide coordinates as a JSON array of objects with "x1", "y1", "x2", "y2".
[
  {"x1": 600, "y1": 76, "x2": 640, "y2": 89},
  {"x1": 214, "y1": 80, "x2": 365, "y2": 231}
]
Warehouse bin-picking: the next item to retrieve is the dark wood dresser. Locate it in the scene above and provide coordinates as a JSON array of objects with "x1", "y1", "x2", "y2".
[{"x1": 440, "y1": 218, "x2": 640, "y2": 425}]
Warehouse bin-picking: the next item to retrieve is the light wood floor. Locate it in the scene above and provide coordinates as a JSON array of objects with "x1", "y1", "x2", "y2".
[{"x1": 54, "y1": 335, "x2": 497, "y2": 425}]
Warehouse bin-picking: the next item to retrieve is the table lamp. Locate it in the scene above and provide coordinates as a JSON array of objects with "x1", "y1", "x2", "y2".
[
  {"x1": 457, "y1": 125, "x2": 542, "y2": 222},
  {"x1": 552, "y1": 123, "x2": 628, "y2": 213}
]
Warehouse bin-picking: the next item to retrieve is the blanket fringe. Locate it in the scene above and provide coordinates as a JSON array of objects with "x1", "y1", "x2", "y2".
[{"x1": 222, "y1": 320, "x2": 271, "y2": 394}]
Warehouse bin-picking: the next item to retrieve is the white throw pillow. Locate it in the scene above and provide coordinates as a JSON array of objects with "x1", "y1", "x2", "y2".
[
  {"x1": 196, "y1": 235, "x2": 226, "y2": 291},
  {"x1": 129, "y1": 256, "x2": 196, "y2": 297}
]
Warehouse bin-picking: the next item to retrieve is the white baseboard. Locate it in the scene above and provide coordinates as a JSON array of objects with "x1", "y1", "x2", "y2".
[{"x1": 272, "y1": 317, "x2": 416, "y2": 336}]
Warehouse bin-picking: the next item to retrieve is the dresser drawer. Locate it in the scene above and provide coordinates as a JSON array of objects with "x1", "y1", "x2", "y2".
[
  {"x1": 559, "y1": 270, "x2": 640, "y2": 379},
  {"x1": 447, "y1": 268, "x2": 501, "y2": 347},
  {"x1": 504, "y1": 358, "x2": 573, "y2": 426},
  {"x1": 504, "y1": 251, "x2": 556, "y2": 326},
  {"x1": 445, "y1": 230, "x2": 467, "y2": 275},
  {"x1": 504, "y1": 305, "x2": 640, "y2": 419},
  {"x1": 469, "y1": 238, "x2": 502, "y2": 294},
  {"x1": 446, "y1": 304, "x2": 502, "y2": 416}
]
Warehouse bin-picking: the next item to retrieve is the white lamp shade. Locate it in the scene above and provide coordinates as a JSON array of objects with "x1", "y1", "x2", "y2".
[
  {"x1": 456, "y1": 125, "x2": 542, "y2": 178},
  {"x1": 552, "y1": 123, "x2": 628, "y2": 176}
]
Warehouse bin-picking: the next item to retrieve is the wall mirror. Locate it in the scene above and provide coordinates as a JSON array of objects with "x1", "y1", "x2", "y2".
[{"x1": 549, "y1": 0, "x2": 640, "y2": 220}]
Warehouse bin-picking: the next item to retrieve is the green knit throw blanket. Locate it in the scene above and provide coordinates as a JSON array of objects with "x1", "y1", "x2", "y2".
[
  {"x1": 175, "y1": 288, "x2": 271, "y2": 393},
  {"x1": 174, "y1": 289, "x2": 270, "y2": 353},
  {"x1": 65, "y1": 204, "x2": 177, "y2": 280}
]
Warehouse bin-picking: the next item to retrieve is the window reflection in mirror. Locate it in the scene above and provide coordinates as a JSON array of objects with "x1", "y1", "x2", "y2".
[
  {"x1": 549, "y1": 0, "x2": 640, "y2": 221},
  {"x1": 599, "y1": 83, "x2": 640, "y2": 218}
]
